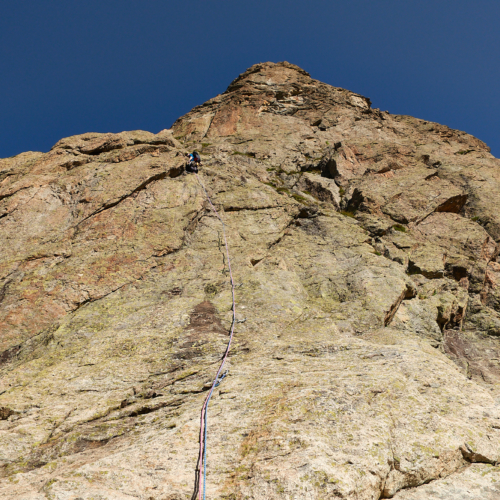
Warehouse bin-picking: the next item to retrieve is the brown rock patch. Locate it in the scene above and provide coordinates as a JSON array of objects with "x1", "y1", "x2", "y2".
[{"x1": 186, "y1": 300, "x2": 227, "y2": 336}]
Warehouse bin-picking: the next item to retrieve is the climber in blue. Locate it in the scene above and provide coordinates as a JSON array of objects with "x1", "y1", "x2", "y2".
[{"x1": 185, "y1": 151, "x2": 202, "y2": 173}]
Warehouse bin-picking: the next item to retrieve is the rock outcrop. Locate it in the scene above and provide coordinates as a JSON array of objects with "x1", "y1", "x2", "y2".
[{"x1": 1, "y1": 61, "x2": 500, "y2": 499}]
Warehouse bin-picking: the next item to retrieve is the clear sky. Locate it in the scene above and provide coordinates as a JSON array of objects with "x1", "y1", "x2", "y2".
[{"x1": 1, "y1": 0, "x2": 499, "y2": 158}]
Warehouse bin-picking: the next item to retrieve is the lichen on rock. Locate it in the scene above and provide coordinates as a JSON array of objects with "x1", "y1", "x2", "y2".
[{"x1": 1, "y1": 61, "x2": 500, "y2": 499}]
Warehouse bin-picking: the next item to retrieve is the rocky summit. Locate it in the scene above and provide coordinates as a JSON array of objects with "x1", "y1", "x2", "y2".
[{"x1": 1, "y1": 61, "x2": 500, "y2": 500}]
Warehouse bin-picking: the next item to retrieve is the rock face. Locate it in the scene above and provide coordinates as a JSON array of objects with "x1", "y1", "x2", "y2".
[{"x1": 1, "y1": 61, "x2": 500, "y2": 499}]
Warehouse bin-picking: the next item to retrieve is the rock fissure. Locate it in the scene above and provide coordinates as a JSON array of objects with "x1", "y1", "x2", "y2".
[
  {"x1": 74, "y1": 170, "x2": 171, "y2": 228},
  {"x1": 2, "y1": 61, "x2": 500, "y2": 500},
  {"x1": 0, "y1": 186, "x2": 43, "y2": 221},
  {"x1": 0, "y1": 185, "x2": 32, "y2": 203}
]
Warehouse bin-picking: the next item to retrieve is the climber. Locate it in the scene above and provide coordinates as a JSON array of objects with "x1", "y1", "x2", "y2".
[{"x1": 185, "y1": 151, "x2": 202, "y2": 173}]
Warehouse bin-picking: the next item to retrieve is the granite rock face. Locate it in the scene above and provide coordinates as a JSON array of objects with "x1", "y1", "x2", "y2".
[{"x1": 1, "y1": 62, "x2": 500, "y2": 499}]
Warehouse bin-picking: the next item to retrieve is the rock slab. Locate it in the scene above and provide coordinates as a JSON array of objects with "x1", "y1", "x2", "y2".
[{"x1": 1, "y1": 62, "x2": 500, "y2": 499}]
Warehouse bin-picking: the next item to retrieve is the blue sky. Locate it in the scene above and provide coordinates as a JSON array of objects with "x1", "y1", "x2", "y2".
[{"x1": 1, "y1": 0, "x2": 499, "y2": 158}]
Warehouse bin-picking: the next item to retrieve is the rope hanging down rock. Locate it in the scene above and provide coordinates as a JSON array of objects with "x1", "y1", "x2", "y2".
[{"x1": 191, "y1": 172, "x2": 237, "y2": 500}]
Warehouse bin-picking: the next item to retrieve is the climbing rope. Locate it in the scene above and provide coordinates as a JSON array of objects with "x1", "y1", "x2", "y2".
[{"x1": 191, "y1": 172, "x2": 237, "y2": 500}]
